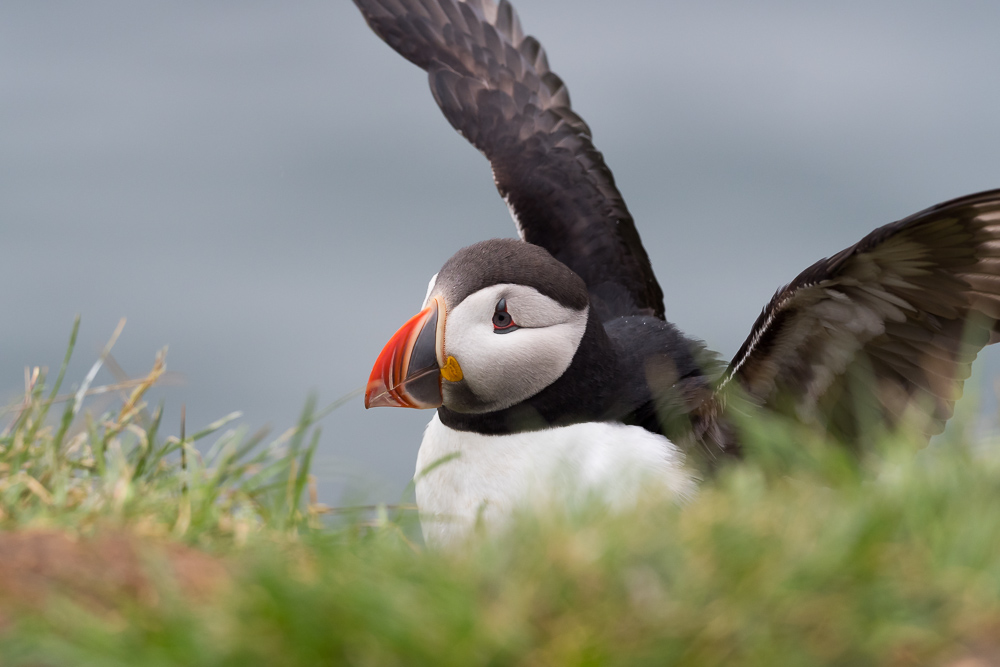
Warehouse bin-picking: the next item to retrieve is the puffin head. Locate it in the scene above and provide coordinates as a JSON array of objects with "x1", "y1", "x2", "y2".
[{"x1": 365, "y1": 239, "x2": 591, "y2": 414}]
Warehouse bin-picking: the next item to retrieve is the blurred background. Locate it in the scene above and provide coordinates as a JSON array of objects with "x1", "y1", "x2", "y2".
[{"x1": 3, "y1": 0, "x2": 999, "y2": 504}]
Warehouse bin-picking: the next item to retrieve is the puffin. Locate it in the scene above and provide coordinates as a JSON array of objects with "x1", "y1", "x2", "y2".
[{"x1": 352, "y1": 0, "x2": 1000, "y2": 545}]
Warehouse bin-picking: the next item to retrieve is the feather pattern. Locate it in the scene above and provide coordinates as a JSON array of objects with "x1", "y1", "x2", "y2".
[
  {"x1": 353, "y1": 0, "x2": 664, "y2": 320},
  {"x1": 716, "y1": 190, "x2": 1000, "y2": 440},
  {"x1": 354, "y1": 0, "x2": 1000, "y2": 457}
]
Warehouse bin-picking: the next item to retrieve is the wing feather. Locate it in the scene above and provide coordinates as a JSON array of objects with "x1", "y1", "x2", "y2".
[
  {"x1": 716, "y1": 190, "x2": 1000, "y2": 441},
  {"x1": 353, "y1": 0, "x2": 664, "y2": 319}
]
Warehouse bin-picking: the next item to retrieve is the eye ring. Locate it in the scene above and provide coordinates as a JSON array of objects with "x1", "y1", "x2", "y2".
[{"x1": 492, "y1": 298, "x2": 520, "y2": 334}]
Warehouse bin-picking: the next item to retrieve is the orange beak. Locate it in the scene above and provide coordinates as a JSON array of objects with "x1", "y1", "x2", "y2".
[{"x1": 365, "y1": 297, "x2": 445, "y2": 409}]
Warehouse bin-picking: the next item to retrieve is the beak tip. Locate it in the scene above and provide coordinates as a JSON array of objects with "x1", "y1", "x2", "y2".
[
  {"x1": 364, "y1": 382, "x2": 388, "y2": 409},
  {"x1": 364, "y1": 379, "x2": 410, "y2": 409},
  {"x1": 365, "y1": 301, "x2": 445, "y2": 410}
]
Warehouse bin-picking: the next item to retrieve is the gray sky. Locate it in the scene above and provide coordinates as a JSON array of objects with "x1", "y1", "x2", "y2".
[{"x1": 3, "y1": 1, "x2": 1000, "y2": 504}]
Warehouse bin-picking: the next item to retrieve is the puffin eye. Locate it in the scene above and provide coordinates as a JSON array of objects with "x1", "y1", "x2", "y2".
[{"x1": 492, "y1": 298, "x2": 520, "y2": 334}]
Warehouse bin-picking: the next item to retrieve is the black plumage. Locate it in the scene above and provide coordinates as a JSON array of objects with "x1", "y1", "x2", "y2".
[
  {"x1": 353, "y1": 0, "x2": 1000, "y2": 465},
  {"x1": 354, "y1": 0, "x2": 662, "y2": 321},
  {"x1": 716, "y1": 191, "x2": 1000, "y2": 442}
]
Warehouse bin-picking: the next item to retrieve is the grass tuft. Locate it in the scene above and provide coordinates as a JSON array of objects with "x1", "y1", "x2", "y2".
[
  {"x1": 0, "y1": 321, "x2": 322, "y2": 545},
  {"x1": 2, "y1": 324, "x2": 1000, "y2": 665}
]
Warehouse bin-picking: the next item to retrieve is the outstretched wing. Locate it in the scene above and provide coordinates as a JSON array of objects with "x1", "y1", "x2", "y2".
[
  {"x1": 353, "y1": 0, "x2": 664, "y2": 320},
  {"x1": 717, "y1": 189, "x2": 1000, "y2": 442}
]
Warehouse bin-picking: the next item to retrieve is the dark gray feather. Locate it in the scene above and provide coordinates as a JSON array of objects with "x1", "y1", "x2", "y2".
[
  {"x1": 352, "y1": 0, "x2": 664, "y2": 320},
  {"x1": 717, "y1": 189, "x2": 1000, "y2": 441}
]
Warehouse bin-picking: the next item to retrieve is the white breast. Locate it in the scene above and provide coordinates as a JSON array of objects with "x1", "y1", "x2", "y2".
[{"x1": 414, "y1": 414, "x2": 697, "y2": 547}]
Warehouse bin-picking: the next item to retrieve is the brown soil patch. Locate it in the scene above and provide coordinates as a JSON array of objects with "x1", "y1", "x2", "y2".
[{"x1": 0, "y1": 529, "x2": 229, "y2": 628}]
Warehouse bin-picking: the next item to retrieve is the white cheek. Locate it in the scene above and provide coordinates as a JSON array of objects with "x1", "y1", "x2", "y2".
[{"x1": 444, "y1": 284, "x2": 588, "y2": 411}]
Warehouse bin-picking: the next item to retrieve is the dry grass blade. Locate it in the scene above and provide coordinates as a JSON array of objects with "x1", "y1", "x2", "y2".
[{"x1": 72, "y1": 317, "x2": 126, "y2": 418}]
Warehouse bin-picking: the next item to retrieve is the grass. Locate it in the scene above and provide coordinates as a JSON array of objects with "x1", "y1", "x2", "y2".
[
  {"x1": 3, "y1": 322, "x2": 1000, "y2": 665},
  {"x1": 0, "y1": 318, "x2": 328, "y2": 545}
]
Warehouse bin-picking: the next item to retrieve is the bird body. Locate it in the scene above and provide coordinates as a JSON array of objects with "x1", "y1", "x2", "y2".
[
  {"x1": 352, "y1": 0, "x2": 1000, "y2": 545},
  {"x1": 416, "y1": 414, "x2": 694, "y2": 545}
]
